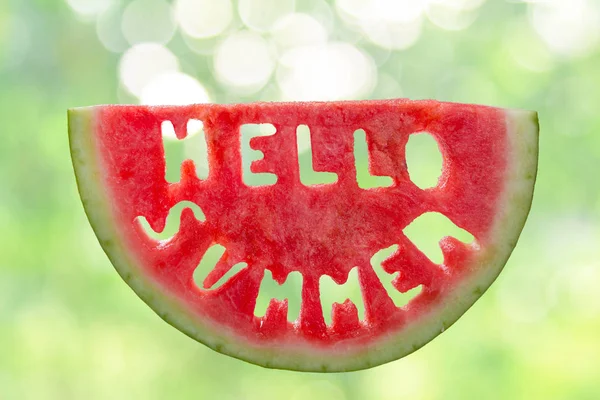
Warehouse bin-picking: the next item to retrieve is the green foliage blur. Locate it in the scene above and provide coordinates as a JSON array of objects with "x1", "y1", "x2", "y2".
[{"x1": 2, "y1": 0, "x2": 600, "y2": 399}]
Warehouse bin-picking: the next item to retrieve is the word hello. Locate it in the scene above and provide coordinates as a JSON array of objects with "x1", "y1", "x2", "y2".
[{"x1": 162, "y1": 121, "x2": 396, "y2": 188}]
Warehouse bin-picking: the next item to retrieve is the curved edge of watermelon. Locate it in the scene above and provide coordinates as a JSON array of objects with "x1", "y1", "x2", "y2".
[{"x1": 68, "y1": 106, "x2": 538, "y2": 372}]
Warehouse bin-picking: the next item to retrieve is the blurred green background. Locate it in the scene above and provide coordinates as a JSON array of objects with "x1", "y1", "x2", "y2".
[{"x1": 2, "y1": 0, "x2": 600, "y2": 398}]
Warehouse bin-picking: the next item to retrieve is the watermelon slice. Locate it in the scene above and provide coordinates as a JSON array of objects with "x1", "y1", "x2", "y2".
[{"x1": 69, "y1": 100, "x2": 538, "y2": 372}]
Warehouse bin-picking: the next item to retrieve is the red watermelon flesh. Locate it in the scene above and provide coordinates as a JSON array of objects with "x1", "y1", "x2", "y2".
[{"x1": 69, "y1": 99, "x2": 538, "y2": 371}]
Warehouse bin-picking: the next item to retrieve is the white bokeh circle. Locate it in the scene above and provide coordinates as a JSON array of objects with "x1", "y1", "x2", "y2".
[{"x1": 119, "y1": 43, "x2": 180, "y2": 97}]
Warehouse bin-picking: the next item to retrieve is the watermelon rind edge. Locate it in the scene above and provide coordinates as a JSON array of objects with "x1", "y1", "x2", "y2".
[{"x1": 68, "y1": 105, "x2": 538, "y2": 372}]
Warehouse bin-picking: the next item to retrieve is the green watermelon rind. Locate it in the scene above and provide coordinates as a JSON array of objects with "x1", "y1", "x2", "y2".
[{"x1": 68, "y1": 106, "x2": 538, "y2": 372}]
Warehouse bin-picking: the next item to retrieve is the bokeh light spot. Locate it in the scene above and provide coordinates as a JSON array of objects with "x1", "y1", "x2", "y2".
[
  {"x1": 429, "y1": 0, "x2": 486, "y2": 11},
  {"x1": 337, "y1": 0, "x2": 426, "y2": 24},
  {"x1": 372, "y1": 72, "x2": 403, "y2": 99},
  {"x1": 66, "y1": 0, "x2": 114, "y2": 17},
  {"x1": 504, "y1": 19, "x2": 555, "y2": 73},
  {"x1": 119, "y1": 43, "x2": 179, "y2": 97},
  {"x1": 239, "y1": 0, "x2": 296, "y2": 32},
  {"x1": 121, "y1": 0, "x2": 176, "y2": 45},
  {"x1": 336, "y1": 0, "x2": 436, "y2": 50},
  {"x1": 214, "y1": 31, "x2": 275, "y2": 92},
  {"x1": 140, "y1": 72, "x2": 210, "y2": 105},
  {"x1": 426, "y1": 3, "x2": 479, "y2": 31},
  {"x1": 362, "y1": 18, "x2": 423, "y2": 51},
  {"x1": 175, "y1": 0, "x2": 233, "y2": 39},
  {"x1": 529, "y1": 0, "x2": 600, "y2": 58},
  {"x1": 96, "y1": 3, "x2": 128, "y2": 53},
  {"x1": 277, "y1": 42, "x2": 376, "y2": 101},
  {"x1": 181, "y1": 34, "x2": 222, "y2": 55},
  {"x1": 271, "y1": 13, "x2": 328, "y2": 49}
]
